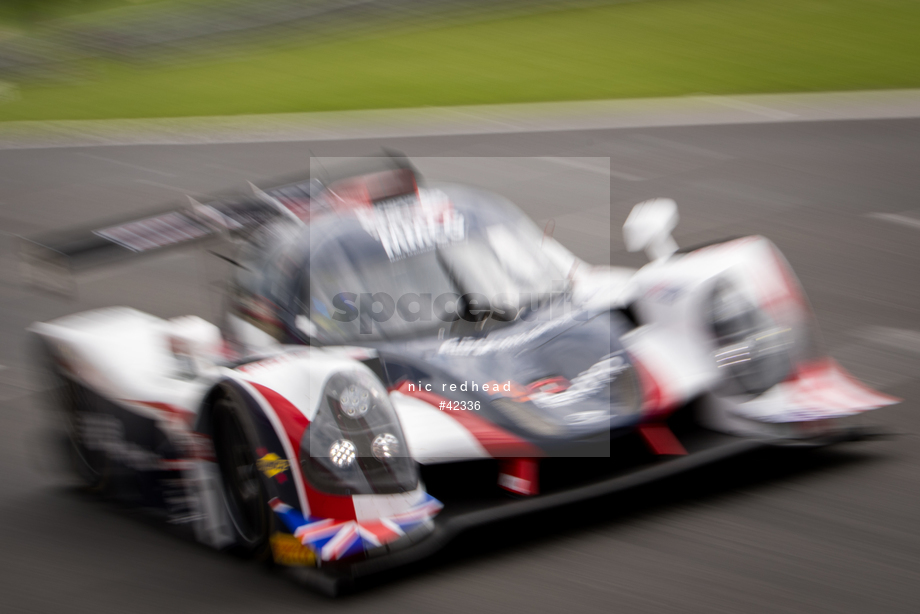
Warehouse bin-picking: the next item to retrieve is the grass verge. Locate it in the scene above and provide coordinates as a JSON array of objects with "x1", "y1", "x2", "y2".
[{"x1": 1, "y1": 0, "x2": 919, "y2": 121}]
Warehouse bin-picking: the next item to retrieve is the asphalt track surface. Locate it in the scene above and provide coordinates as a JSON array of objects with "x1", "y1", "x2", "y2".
[{"x1": 1, "y1": 118, "x2": 919, "y2": 613}]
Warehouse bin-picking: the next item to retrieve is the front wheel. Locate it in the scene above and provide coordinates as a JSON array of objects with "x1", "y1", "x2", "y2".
[{"x1": 211, "y1": 387, "x2": 273, "y2": 560}]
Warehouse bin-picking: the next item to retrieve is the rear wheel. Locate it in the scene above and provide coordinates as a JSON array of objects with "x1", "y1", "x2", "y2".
[
  {"x1": 61, "y1": 378, "x2": 111, "y2": 491},
  {"x1": 212, "y1": 387, "x2": 273, "y2": 560},
  {"x1": 37, "y1": 341, "x2": 110, "y2": 491}
]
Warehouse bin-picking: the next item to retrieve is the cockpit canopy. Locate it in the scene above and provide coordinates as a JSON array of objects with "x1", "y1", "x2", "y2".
[
  {"x1": 304, "y1": 183, "x2": 575, "y2": 342},
  {"x1": 227, "y1": 159, "x2": 581, "y2": 347}
]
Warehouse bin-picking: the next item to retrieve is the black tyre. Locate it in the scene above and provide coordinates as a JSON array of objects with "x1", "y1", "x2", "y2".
[{"x1": 211, "y1": 386, "x2": 273, "y2": 560}]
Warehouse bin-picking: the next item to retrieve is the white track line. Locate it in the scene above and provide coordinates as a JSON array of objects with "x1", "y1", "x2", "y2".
[
  {"x1": 2, "y1": 89, "x2": 920, "y2": 150},
  {"x1": 866, "y1": 212, "x2": 920, "y2": 231},
  {"x1": 540, "y1": 156, "x2": 643, "y2": 182},
  {"x1": 855, "y1": 326, "x2": 920, "y2": 355}
]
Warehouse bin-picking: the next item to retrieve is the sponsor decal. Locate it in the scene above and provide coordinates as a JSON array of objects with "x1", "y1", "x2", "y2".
[
  {"x1": 526, "y1": 376, "x2": 570, "y2": 396},
  {"x1": 492, "y1": 355, "x2": 628, "y2": 411},
  {"x1": 356, "y1": 188, "x2": 464, "y2": 261},
  {"x1": 530, "y1": 355, "x2": 627, "y2": 410},
  {"x1": 270, "y1": 532, "x2": 317, "y2": 567},
  {"x1": 270, "y1": 494, "x2": 443, "y2": 562},
  {"x1": 257, "y1": 452, "x2": 290, "y2": 481},
  {"x1": 437, "y1": 314, "x2": 578, "y2": 356},
  {"x1": 94, "y1": 211, "x2": 210, "y2": 253}
]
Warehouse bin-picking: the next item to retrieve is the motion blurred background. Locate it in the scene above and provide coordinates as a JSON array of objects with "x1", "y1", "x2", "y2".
[
  {"x1": 1, "y1": 1, "x2": 920, "y2": 612},
  {"x1": 0, "y1": 0, "x2": 919, "y2": 119}
]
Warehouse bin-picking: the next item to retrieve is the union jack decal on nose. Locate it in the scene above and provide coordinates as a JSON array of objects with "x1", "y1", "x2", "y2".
[{"x1": 269, "y1": 494, "x2": 443, "y2": 562}]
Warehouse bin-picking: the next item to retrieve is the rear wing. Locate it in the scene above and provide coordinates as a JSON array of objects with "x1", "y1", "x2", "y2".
[
  {"x1": 18, "y1": 153, "x2": 422, "y2": 293},
  {"x1": 18, "y1": 175, "x2": 317, "y2": 293}
]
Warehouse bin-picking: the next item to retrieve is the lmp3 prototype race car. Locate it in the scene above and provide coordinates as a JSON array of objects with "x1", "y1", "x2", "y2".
[{"x1": 22, "y1": 155, "x2": 898, "y2": 593}]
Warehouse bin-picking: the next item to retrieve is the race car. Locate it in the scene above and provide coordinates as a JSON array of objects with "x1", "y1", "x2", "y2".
[{"x1": 22, "y1": 155, "x2": 898, "y2": 594}]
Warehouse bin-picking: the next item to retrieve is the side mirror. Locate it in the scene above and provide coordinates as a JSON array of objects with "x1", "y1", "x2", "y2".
[{"x1": 623, "y1": 198, "x2": 679, "y2": 262}]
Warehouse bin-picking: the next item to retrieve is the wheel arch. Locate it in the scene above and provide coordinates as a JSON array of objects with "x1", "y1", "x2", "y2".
[{"x1": 198, "y1": 378, "x2": 308, "y2": 514}]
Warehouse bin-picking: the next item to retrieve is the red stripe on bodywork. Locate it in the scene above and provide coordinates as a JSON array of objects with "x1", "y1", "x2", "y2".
[
  {"x1": 249, "y1": 382, "x2": 310, "y2": 453},
  {"x1": 302, "y1": 482, "x2": 357, "y2": 521},
  {"x1": 638, "y1": 424, "x2": 687, "y2": 456},
  {"x1": 630, "y1": 354, "x2": 679, "y2": 419},
  {"x1": 393, "y1": 381, "x2": 543, "y2": 458},
  {"x1": 248, "y1": 382, "x2": 356, "y2": 520},
  {"x1": 629, "y1": 357, "x2": 686, "y2": 455},
  {"x1": 786, "y1": 358, "x2": 900, "y2": 411},
  {"x1": 759, "y1": 244, "x2": 808, "y2": 316},
  {"x1": 498, "y1": 458, "x2": 540, "y2": 495}
]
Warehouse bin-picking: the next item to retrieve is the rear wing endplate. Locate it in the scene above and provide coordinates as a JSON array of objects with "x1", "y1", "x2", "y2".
[{"x1": 17, "y1": 175, "x2": 316, "y2": 293}]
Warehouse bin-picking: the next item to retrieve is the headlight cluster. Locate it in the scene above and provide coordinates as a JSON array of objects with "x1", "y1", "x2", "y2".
[
  {"x1": 329, "y1": 439, "x2": 358, "y2": 468},
  {"x1": 300, "y1": 370, "x2": 417, "y2": 495},
  {"x1": 709, "y1": 279, "x2": 793, "y2": 396}
]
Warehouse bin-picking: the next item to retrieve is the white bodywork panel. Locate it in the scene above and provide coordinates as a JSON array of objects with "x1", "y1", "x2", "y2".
[
  {"x1": 390, "y1": 391, "x2": 490, "y2": 463},
  {"x1": 351, "y1": 486, "x2": 429, "y2": 522},
  {"x1": 32, "y1": 307, "x2": 219, "y2": 415},
  {"x1": 32, "y1": 308, "x2": 231, "y2": 547},
  {"x1": 616, "y1": 235, "x2": 897, "y2": 437}
]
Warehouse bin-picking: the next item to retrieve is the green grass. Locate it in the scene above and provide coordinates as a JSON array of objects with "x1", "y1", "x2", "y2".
[
  {"x1": 0, "y1": 0, "x2": 262, "y2": 37},
  {"x1": 0, "y1": 0, "x2": 160, "y2": 27},
  {"x1": 2, "y1": 0, "x2": 920, "y2": 121}
]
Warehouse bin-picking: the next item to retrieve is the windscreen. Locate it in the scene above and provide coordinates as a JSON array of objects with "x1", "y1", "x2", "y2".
[{"x1": 305, "y1": 191, "x2": 568, "y2": 342}]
